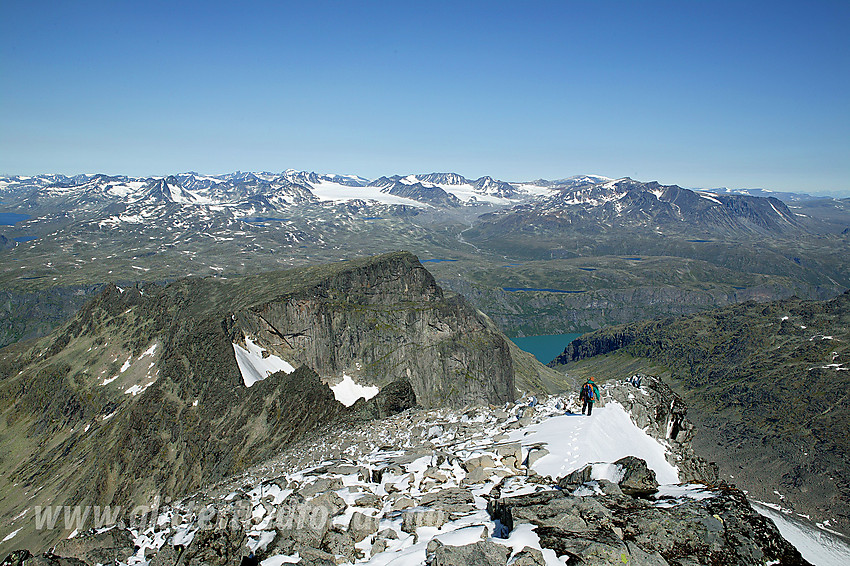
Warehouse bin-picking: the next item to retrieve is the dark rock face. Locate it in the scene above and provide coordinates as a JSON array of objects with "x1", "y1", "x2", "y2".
[
  {"x1": 229, "y1": 252, "x2": 516, "y2": 408},
  {"x1": 488, "y1": 486, "x2": 811, "y2": 565}
]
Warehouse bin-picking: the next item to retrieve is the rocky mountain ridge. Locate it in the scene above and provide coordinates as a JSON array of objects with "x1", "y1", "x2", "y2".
[
  {"x1": 3, "y1": 382, "x2": 831, "y2": 565},
  {"x1": 0, "y1": 252, "x2": 566, "y2": 555}
]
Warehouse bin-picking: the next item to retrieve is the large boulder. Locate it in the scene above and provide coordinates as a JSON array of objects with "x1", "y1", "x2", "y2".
[
  {"x1": 614, "y1": 456, "x2": 659, "y2": 496},
  {"x1": 427, "y1": 541, "x2": 510, "y2": 566}
]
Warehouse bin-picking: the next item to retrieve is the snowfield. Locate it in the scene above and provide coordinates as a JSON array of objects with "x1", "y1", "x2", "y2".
[{"x1": 233, "y1": 337, "x2": 296, "y2": 387}]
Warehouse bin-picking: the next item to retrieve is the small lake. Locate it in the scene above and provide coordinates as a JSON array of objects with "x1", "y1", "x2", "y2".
[
  {"x1": 0, "y1": 212, "x2": 31, "y2": 226},
  {"x1": 510, "y1": 332, "x2": 582, "y2": 364},
  {"x1": 14, "y1": 236, "x2": 37, "y2": 243},
  {"x1": 503, "y1": 287, "x2": 580, "y2": 294}
]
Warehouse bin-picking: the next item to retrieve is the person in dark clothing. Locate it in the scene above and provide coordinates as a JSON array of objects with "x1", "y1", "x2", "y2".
[
  {"x1": 579, "y1": 377, "x2": 600, "y2": 416},
  {"x1": 240, "y1": 553, "x2": 258, "y2": 566}
]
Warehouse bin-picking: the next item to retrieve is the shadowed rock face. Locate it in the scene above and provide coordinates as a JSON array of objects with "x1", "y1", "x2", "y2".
[{"x1": 0, "y1": 252, "x2": 557, "y2": 554}]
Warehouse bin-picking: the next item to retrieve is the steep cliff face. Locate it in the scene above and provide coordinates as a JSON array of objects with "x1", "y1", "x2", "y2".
[
  {"x1": 225, "y1": 253, "x2": 516, "y2": 408},
  {"x1": 0, "y1": 252, "x2": 561, "y2": 554}
]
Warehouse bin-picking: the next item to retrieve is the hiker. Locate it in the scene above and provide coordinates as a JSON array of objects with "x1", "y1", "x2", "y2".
[
  {"x1": 240, "y1": 552, "x2": 258, "y2": 566},
  {"x1": 579, "y1": 377, "x2": 600, "y2": 416}
]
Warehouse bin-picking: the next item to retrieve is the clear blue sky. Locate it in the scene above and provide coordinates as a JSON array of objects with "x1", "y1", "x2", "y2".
[{"x1": 2, "y1": 1, "x2": 848, "y2": 194}]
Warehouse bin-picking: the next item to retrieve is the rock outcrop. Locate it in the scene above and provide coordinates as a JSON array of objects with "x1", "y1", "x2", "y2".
[{"x1": 488, "y1": 482, "x2": 810, "y2": 565}]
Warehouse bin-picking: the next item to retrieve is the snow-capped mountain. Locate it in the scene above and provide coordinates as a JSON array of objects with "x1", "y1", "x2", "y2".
[{"x1": 471, "y1": 177, "x2": 805, "y2": 239}]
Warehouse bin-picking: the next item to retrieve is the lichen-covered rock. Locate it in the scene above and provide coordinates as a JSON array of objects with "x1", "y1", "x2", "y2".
[
  {"x1": 1, "y1": 550, "x2": 31, "y2": 566},
  {"x1": 419, "y1": 488, "x2": 476, "y2": 517}
]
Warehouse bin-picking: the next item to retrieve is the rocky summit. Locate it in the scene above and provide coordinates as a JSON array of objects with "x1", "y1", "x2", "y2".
[
  {"x1": 1, "y1": 382, "x2": 825, "y2": 566},
  {"x1": 0, "y1": 252, "x2": 566, "y2": 555}
]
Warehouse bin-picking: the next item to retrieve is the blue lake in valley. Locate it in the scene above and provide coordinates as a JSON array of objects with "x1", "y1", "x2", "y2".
[
  {"x1": 510, "y1": 332, "x2": 582, "y2": 364},
  {"x1": 0, "y1": 212, "x2": 31, "y2": 225},
  {"x1": 503, "y1": 287, "x2": 580, "y2": 293}
]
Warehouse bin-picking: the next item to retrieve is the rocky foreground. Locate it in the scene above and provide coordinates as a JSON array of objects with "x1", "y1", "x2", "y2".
[{"x1": 2, "y1": 379, "x2": 820, "y2": 566}]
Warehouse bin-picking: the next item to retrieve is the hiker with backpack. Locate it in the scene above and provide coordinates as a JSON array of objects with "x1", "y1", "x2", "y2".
[{"x1": 579, "y1": 377, "x2": 600, "y2": 416}]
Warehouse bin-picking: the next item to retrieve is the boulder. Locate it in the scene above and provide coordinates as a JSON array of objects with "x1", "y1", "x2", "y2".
[
  {"x1": 320, "y1": 528, "x2": 356, "y2": 562},
  {"x1": 511, "y1": 546, "x2": 547, "y2": 566},
  {"x1": 391, "y1": 496, "x2": 416, "y2": 511},
  {"x1": 427, "y1": 541, "x2": 510, "y2": 566},
  {"x1": 614, "y1": 456, "x2": 659, "y2": 496},
  {"x1": 419, "y1": 488, "x2": 476, "y2": 516},
  {"x1": 353, "y1": 493, "x2": 382, "y2": 508},
  {"x1": 525, "y1": 448, "x2": 549, "y2": 468},
  {"x1": 298, "y1": 477, "x2": 343, "y2": 498},
  {"x1": 274, "y1": 496, "x2": 330, "y2": 550},
  {"x1": 495, "y1": 443, "x2": 522, "y2": 469},
  {"x1": 401, "y1": 509, "x2": 448, "y2": 534},
  {"x1": 462, "y1": 455, "x2": 496, "y2": 472},
  {"x1": 347, "y1": 512, "x2": 379, "y2": 543},
  {"x1": 310, "y1": 492, "x2": 347, "y2": 518}
]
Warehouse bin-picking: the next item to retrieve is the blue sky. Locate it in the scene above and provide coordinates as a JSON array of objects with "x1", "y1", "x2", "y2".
[{"x1": 1, "y1": 1, "x2": 848, "y2": 194}]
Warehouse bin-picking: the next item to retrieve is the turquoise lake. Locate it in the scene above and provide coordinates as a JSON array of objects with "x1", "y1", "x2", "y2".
[{"x1": 510, "y1": 332, "x2": 582, "y2": 364}]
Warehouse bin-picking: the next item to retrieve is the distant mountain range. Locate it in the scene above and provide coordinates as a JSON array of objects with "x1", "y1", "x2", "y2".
[
  {"x1": 1, "y1": 171, "x2": 838, "y2": 211},
  {"x1": 1, "y1": 170, "x2": 847, "y2": 348}
]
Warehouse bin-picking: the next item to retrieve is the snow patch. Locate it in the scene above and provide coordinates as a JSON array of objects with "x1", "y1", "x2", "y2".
[
  {"x1": 753, "y1": 502, "x2": 850, "y2": 566},
  {"x1": 507, "y1": 401, "x2": 679, "y2": 483},
  {"x1": 330, "y1": 374, "x2": 380, "y2": 407},
  {"x1": 697, "y1": 191, "x2": 722, "y2": 204},
  {"x1": 1, "y1": 528, "x2": 22, "y2": 542},
  {"x1": 233, "y1": 337, "x2": 295, "y2": 387}
]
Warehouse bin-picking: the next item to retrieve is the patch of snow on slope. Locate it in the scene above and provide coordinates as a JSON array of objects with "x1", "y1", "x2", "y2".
[
  {"x1": 507, "y1": 401, "x2": 679, "y2": 483},
  {"x1": 232, "y1": 337, "x2": 295, "y2": 387},
  {"x1": 753, "y1": 502, "x2": 850, "y2": 566},
  {"x1": 697, "y1": 192, "x2": 722, "y2": 204},
  {"x1": 309, "y1": 180, "x2": 427, "y2": 207},
  {"x1": 330, "y1": 374, "x2": 380, "y2": 407}
]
